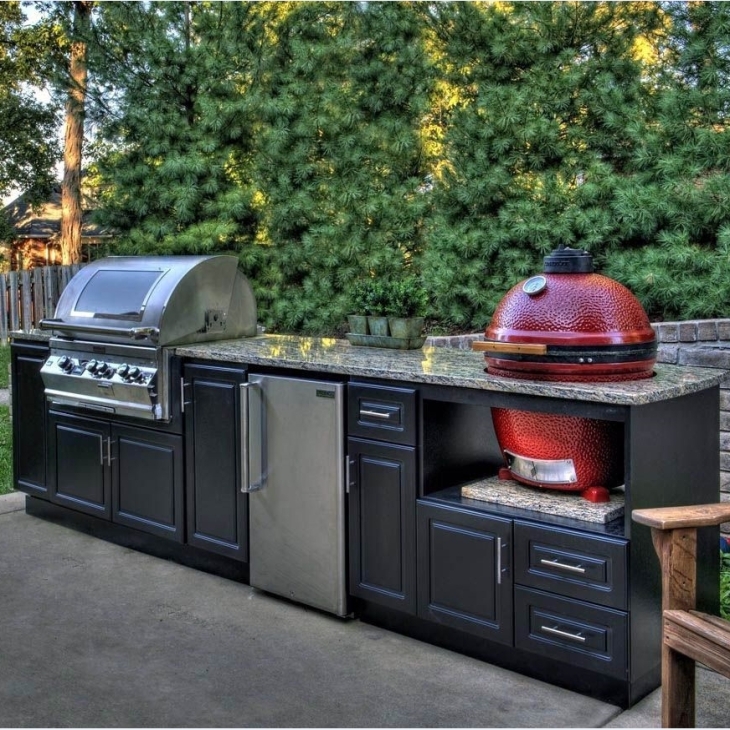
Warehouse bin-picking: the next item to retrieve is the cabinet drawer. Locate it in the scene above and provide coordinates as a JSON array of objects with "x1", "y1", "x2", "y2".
[
  {"x1": 348, "y1": 383, "x2": 417, "y2": 446},
  {"x1": 514, "y1": 522, "x2": 627, "y2": 610},
  {"x1": 515, "y1": 586, "x2": 628, "y2": 679}
]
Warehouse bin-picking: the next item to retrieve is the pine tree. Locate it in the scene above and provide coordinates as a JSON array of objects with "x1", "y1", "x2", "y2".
[
  {"x1": 0, "y1": 2, "x2": 60, "y2": 204},
  {"x1": 89, "y1": 2, "x2": 266, "y2": 257},
  {"x1": 422, "y1": 2, "x2": 664, "y2": 329},
  {"x1": 603, "y1": 1, "x2": 730, "y2": 319},
  {"x1": 249, "y1": 2, "x2": 435, "y2": 333}
]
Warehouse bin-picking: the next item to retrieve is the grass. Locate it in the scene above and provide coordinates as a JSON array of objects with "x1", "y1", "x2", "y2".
[
  {"x1": 0, "y1": 406, "x2": 11, "y2": 495},
  {"x1": 0, "y1": 345, "x2": 11, "y2": 494},
  {"x1": 0, "y1": 345, "x2": 9, "y2": 389},
  {"x1": 722, "y1": 549, "x2": 730, "y2": 620}
]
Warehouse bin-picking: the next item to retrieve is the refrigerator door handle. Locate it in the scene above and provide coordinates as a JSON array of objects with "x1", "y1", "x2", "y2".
[
  {"x1": 240, "y1": 380, "x2": 265, "y2": 493},
  {"x1": 240, "y1": 382, "x2": 250, "y2": 493}
]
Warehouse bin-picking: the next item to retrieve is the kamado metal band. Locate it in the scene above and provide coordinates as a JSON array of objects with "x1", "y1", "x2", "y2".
[{"x1": 478, "y1": 340, "x2": 657, "y2": 365}]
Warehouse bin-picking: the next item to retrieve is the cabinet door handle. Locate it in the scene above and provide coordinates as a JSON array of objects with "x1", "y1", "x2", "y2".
[
  {"x1": 497, "y1": 537, "x2": 502, "y2": 585},
  {"x1": 99, "y1": 436, "x2": 104, "y2": 467},
  {"x1": 107, "y1": 437, "x2": 115, "y2": 464},
  {"x1": 540, "y1": 558, "x2": 586, "y2": 574},
  {"x1": 359, "y1": 409, "x2": 392, "y2": 420},
  {"x1": 180, "y1": 378, "x2": 191, "y2": 413},
  {"x1": 496, "y1": 537, "x2": 509, "y2": 584},
  {"x1": 540, "y1": 625, "x2": 587, "y2": 643}
]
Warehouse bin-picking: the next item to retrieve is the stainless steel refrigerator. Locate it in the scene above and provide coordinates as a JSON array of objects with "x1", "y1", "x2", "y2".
[{"x1": 242, "y1": 373, "x2": 348, "y2": 616}]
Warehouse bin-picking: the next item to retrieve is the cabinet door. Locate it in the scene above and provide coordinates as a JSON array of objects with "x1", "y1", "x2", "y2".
[
  {"x1": 417, "y1": 502, "x2": 513, "y2": 645},
  {"x1": 11, "y1": 342, "x2": 49, "y2": 497},
  {"x1": 47, "y1": 411, "x2": 111, "y2": 518},
  {"x1": 184, "y1": 363, "x2": 248, "y2": 561},
  {"x1": 111, "y1": 424, "x2": 184, "y2": 542},
  {"x1": 348, "y1": 438, "x2": 416, "y2": 614}
]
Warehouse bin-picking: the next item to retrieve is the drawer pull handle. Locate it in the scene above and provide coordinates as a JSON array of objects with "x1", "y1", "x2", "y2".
[
  {"x1": 540, "y1": 625, "x2": 587, "y2": 643},
  {"x1": 360, "y1": 409, "x2": 393, "y2": 420},
  {"x1": 540, "y1": 558, "x2": 586, "y2": 574}
]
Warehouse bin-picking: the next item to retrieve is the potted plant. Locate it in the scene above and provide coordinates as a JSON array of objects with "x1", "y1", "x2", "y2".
[
  {"x1": 347, "y1": 280, "x2": 371, "y2": 335},
  {"x1": 385, "y1": 276, "x2": 428, "y2": 339},
  {"x1": 363, "y1": 279, "x2": 390, "y2": 336},
  {"x1": 348, "y1": 278, "x2": 390, "y2": 336}
]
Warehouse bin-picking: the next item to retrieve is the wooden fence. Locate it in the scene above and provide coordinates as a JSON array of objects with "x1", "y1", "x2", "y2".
[{"x1": 0, "y1": 265, "x2": 84, "y2": 344}]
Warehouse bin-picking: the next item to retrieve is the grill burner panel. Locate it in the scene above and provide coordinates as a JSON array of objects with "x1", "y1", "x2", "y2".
[{"x1": 42, "y1": 340, "x2": 166, "y2": 420}]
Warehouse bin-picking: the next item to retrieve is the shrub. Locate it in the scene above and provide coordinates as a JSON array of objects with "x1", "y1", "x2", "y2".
[{"x1": 722, "y1": 543, "x2": 730, "y2": 620}]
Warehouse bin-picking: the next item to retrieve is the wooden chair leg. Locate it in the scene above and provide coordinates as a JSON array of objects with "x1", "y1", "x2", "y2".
[{"x1": 663, "y1": 642, "x2": 695, "y2": 728}]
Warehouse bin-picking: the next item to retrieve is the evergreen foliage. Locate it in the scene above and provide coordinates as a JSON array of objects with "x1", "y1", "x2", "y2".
[
  {"x1": 423, "y1": 2, "x2": 665, "y2": 329},
  {"x1": 602, "y1": 1, "x2": 730, "y2": 321},
  {"x1": 0, "y1": 2, "x2": 60, "y2": 204},
  {"x1": 40, "y1": 1, "x2": 730, "y2": 333},
  {"x1": 88, "y1": 2, "x2": 264, "y2": 256},
  {"x1": 248, "y1": 2, "x2": 434, "y2": 332}
]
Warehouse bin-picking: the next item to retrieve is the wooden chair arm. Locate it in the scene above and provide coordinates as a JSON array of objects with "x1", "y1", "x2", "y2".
[
  {"x1": 632, "y1": 503, "x2": 730, "y2": 531},
  {"x1": 631, "y1": 503, "x2": 730, "y2": 614}
]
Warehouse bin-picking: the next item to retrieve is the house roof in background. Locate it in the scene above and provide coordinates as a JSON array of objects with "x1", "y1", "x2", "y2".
[{"x1": 2, "y1": 186, "x2": 113, "y2": 240}]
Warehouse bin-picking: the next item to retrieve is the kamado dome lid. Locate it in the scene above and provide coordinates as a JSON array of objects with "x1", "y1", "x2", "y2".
[{"x1": 473, "y1": 246, "x2": 656, "y2": 382}]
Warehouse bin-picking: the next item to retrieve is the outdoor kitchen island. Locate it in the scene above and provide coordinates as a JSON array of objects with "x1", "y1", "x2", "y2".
[{"x1": 11, "y1": 331, "x2": 726, "y2": 709}]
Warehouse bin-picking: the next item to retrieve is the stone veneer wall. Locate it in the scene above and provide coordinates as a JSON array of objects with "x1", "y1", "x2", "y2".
[
  {"x1": 426, "y1": 321, "x2": 730, "y2": 537},
  {"x1": 652, "y1": 319, "x2": 730, "y2": 537}
]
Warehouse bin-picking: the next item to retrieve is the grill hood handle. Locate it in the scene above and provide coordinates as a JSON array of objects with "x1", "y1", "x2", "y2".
[
  {"x1": 472, "y1": 341, "x2": 548, "y2": 355},
  {"x1": 39, "y1": 319, "x2": 160, "y2": 343}
]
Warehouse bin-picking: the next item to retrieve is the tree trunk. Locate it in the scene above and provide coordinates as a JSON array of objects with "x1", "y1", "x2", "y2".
[{"x1": 61, "y1": 1, "x2": 92, "y2": 266}]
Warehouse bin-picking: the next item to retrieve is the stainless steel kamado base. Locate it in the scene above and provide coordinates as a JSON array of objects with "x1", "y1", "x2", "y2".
[{"x1": 461, "y1": 476, "x2": 625, "y2": 524}]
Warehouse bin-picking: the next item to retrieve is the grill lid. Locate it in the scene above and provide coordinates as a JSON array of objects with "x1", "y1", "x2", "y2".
[
  {"x1": 41, "y1": 255, "x2": 257, "y2": 347},
  {"x1": 473, "y1": 246, "x2": 656, "y2": 382}
]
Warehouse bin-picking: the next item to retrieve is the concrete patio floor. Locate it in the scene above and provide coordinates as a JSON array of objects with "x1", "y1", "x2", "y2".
[{"x1": 1, "y1": 491, "x2": 728, "y2": 728}]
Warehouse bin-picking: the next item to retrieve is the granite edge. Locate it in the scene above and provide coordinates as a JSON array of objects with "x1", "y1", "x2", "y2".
[
  {"x1": 175, "y1": 336, "x2": 727, "y2": 406},
  {"x1": 10, "y1": 330, "x2": 725, "y2": 405}
]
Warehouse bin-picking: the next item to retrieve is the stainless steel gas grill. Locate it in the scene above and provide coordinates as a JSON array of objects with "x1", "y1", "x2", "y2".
[{"x1": 40, "y1": 255, "x2": 257, "y2": 421}]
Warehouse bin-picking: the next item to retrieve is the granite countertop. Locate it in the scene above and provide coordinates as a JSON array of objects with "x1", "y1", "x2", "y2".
[
  {"x1": 176, "y1": 334, "x2": 726, "y2": 405},
  {"x1": 13, "y1": 329, "x2": 725, "y2": 404},
  {"x1": 11, "y1": 329, "x2": 50, "y2": 343}
]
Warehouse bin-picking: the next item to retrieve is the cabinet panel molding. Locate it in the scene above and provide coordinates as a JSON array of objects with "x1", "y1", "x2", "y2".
[
  {"x1": 184, "y1": 362, "x2": 248, "y2": 561},
  {"x1": 417, "y1": 501, "x2": 513, "y2": 644},
  {"x1": 112, "y1": 425, "x2": 183, "y2": 542},
  {"x1": 12, "y1": 344, "x2": 49, "y2": 497},
  {"x1": 48, "y1": 412, "x2": 110, "y2": 519},
  {"x1": 348, "y1": 437, "x2": 416, "y2": 613}
]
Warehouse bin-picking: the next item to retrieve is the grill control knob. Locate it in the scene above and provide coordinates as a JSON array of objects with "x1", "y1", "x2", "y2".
[
  {"x1": 96, "y1": 361, "x2": 108, "y2": 375},
  {"x1": 57, "y1": 356, "x2": 71, "y2": 371},
  {"x1": 85, "y1": 360, "x2": 98, "y2": 373},
  {"x1": 128, "y1": 366, "x2": 141, "y2": 380},
  {"x1": 117, "y1": 364, "x2": 130, "y2": 378}
]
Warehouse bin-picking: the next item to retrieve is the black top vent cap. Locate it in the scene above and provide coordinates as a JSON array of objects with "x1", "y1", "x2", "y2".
[{"x1": 543, "y1": 245, "x2": 594, "y2": 274}]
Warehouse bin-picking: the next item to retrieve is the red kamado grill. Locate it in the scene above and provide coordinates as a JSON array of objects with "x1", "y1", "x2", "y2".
[{"x1": 473, "y1": 246, "x2": 657, "y2": 502}]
